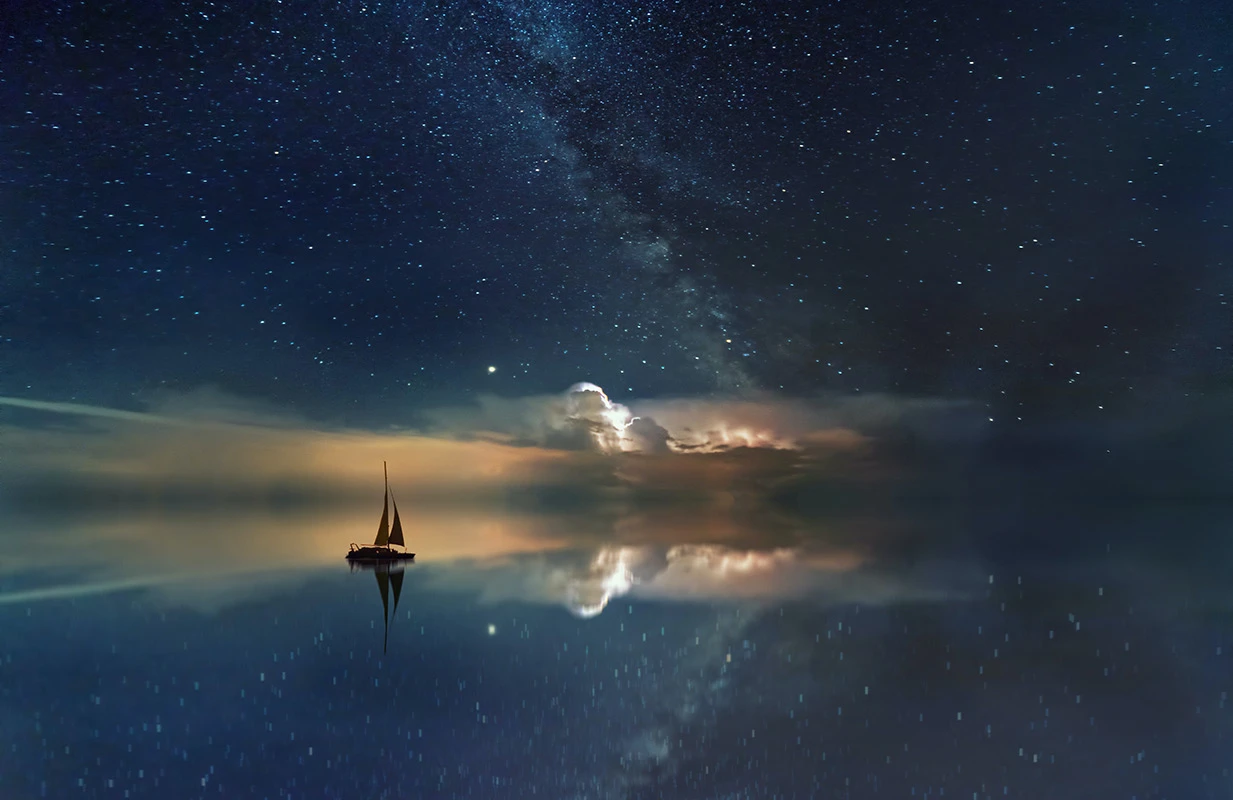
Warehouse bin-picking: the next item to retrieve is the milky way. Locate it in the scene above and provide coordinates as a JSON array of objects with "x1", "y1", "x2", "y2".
[{"x1": 2, "y1": 0, "x2": 1229, "y2": 422}]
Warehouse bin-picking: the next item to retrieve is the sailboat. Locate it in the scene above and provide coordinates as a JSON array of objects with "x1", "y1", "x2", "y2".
[{"x1": 346, "y1": 461, "x2": 415, "y2": 561}]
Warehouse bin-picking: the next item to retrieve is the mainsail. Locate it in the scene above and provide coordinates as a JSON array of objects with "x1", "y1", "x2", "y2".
[{"x1": 374, "y1": 461, "x2": 390, "y2": 547}]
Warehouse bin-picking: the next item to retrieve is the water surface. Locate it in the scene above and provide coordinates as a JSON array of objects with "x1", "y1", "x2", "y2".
[{"x1": 0, "y1": 507, "x2": 1229, "y2": 798}]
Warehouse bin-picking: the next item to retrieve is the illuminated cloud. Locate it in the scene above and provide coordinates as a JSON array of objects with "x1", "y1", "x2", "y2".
[
  {"x1": 629, "y1": 393, "x2": 974, "y2": 452},
  {"x1": 420, "y1": 382, "x2": 905, "y2": 455},
  {"x1": 0, "y1": 384, "x2": 976, "y2": 515},
  {"x1": 421, "y1": 381, "x2": 670, "y2": 455},
  {"x1": 563, "y1": 381, "x2": 639, "y2": 453}
]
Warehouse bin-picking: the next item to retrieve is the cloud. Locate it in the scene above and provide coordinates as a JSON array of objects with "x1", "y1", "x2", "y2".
[
  {"x1": 629, "y1": 392, "x2": 978, "y2": 451},
  {"x1": 417, "y1": 389, "x2": 593, "y2": 450},
  {"x1": 420, "y1": 382, "x2": 977, "y2": 457},
  {"x1": 0, "y1": 383, "x2": 986, "y2": 518},
  {"x1": 0, "y1": 396, "x2": 184, "y2": 425},
  {"x1": 0, "y1": 389, "x2": 600, "y2": 508},
  {"x1": 625, "y1": 416, "x2": 672, "y2": 454},
  {"x1": 419, "y1": 382, "x2": 935, "y2": 456},
  {"x1": 41, "y1": 380, "x2": 1232, "y2": 531},
  {"x1": 0, "y1": 387, "x2": 308, "y2": 428},
  {"x1": 420, "y1": 382, "x2": 648, "y2": 453}
]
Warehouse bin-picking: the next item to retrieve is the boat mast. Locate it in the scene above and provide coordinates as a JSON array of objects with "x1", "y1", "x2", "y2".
[
  {"x1": 383, "y1": 460, "x2": 404, "y2": 553},
  {"x1": 374, "y1": 460, "x2": 391, "y2": 548}
]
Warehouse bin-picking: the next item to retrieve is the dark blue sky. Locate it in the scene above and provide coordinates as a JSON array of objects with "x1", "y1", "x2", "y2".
[{"x1": 2, "y1": 0, "x2": 1230, "y2": 423}]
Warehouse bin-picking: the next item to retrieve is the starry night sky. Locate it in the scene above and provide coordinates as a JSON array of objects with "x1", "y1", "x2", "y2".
[
  {"x1": 6, "y1": 5, "x2": 1233, "y2": 797},
  {"x1": 3, "y1": 0, "x2": 1230, "y2": 422}
]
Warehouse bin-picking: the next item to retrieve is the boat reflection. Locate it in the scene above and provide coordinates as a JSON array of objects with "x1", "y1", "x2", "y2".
[{"x1": 350, "y1": 559, "x2": 408, "y2": 654}]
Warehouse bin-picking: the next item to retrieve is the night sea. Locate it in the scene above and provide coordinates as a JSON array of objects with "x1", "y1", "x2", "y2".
[{"x1": 1, "y1": 0, "x2": 1231, "y2": 798}]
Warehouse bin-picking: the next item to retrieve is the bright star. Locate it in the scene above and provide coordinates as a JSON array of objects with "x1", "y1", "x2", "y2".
[
  {"x1": 487, "y1": 624, "x2": 497, "y2": 635},
  {"x1": 487, "y1": 366, "x2": 496, "y2": 374}
]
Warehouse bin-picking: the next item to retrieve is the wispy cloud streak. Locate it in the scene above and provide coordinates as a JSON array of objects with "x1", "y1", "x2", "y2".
[{"x1": 0, "y1": 396, "x2": 181, "y2": 425}]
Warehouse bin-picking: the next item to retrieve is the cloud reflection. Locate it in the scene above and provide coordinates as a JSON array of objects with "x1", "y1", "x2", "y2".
[{"x1": 425, "y1": 539, "x2": 982, "y2": 618}]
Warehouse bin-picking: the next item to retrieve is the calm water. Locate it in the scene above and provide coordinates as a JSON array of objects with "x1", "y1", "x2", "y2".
[{"x1": 0, "y1": 507, "x2": 1230, "y2": 799}]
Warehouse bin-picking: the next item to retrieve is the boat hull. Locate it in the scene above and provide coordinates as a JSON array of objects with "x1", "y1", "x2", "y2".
[{"x1": 346, "y1": 548, "x2": 415, "y2": 562}]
